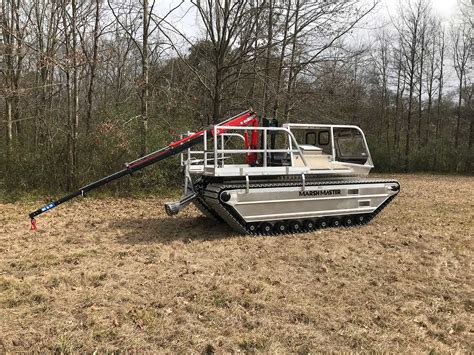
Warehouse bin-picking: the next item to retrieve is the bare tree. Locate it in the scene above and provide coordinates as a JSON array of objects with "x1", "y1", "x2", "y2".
[
  {"x1": 1, "y1": 0, "x2": 29, "y2": 160},
  {"x1": 272, "y1": 0, "x2": 292, "y2": 120},
  {"x1": 59, "y1": 0, "x2": 82, "y2": 188},
  {"x1": 395, "y1": 0, "x2": 430, "y2": 169},
  {"x1": 416, "y1": 10, "x2": 428, "y2": 147},
  {"x1": 261, "y1": 0, "x2": 273, "y2": 117},
  {"x1": 372, "y1": 30, "x2": 391, "y2": 149},
  {"x1": 451, "y1": 20, "x2": 471, "y2": 149},
  {"x1": 31, "y1": 0, "x2": 60, "y2": 148},
  {"x1": 423, "y1": 18, "x2": 438, "y2": 144},
  {"x1": 84, "y1": 0, "x2": 101, "y2": 135},
  {"x1": 187, "y1": 0, "x2": 266, "y2": 122},
  {"x1": 108, "y1": 0, "x2": 156, "y2": 155},
  {"x1": 393, "y1": 39, "x2": 405, "y2": 163},
  {"x1": 433, "y1": 23, "x2": 445, "y2": 170}
]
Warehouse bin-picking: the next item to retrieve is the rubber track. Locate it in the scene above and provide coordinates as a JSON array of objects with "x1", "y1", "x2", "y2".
[
  {"x1": 203, "y1": 179, "x2": 400, "y2": 236},
  {"x1": 192, "y1": 197, "x2": 224, "y2": 222}
]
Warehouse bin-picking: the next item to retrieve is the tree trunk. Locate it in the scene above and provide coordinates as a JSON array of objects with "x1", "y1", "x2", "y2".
[
  {"x1": 425, "y1": 45, "x2": 434, "y2": 146},
  {"x1": 272, "y1": 0, "x2": 291, "y2": 120},
  {"x1": 469, "y1": 113, "x2": 473, "y2": 150},
  {"x1": 5, "y1": 99, "x2": 13, "y2": 161},
  {"x1": 467, "y1": 107, "x2": 474, "y2": 173},
  {"x1": 284, "y1": 0, "x2": 300, "y2": 122},
  {"x1": 262, "y1": 0, "x2": 273, "y2": 117},
  {"x1": 2, "y1": 0, "x2": 14, "y2": 162},
  {"x1": 433, "y1": 30, "x2": 444, "y2": 169},
  {"x1": 212, "y1": 67, "x2": 223, "y2": 123},
  {"x1": 62, "y1": 1, "x2": 74, "y2": 189},
  {"x1": 455, "y1": 74, "x2": 463, "y2": 149},
  {"x1": 86, "y1": 0, "x2": 100, "y2": 135},
  {"x1": 12, "y1": 0, "x2": 23, "y2": 143},
  {"x1": 72, "y1": 0, "x2": 79, "y2": 174},
  {"x1": 247, "y1": 0, "x2": 261, "y2": 104},
  {"x1": 404, "y1": 22, "x2": 419, "y2": 171},
  {"x1": 425, "y1": 34, "x2": 436, "y2": 146},
  {"x1": 405, "y1": 77, "x2": 414, "y2": 170},
  {"x1": 141, "y1": 0, "x2": 150, "y2": 156},
  {"x1": 393, "y1": 51, "x2": 402, "y2": 159},
  {"x1": 417, "y1": 25, "x2": 425, "y2": 147},
  {"x1": 382, "y1": 50, "x2": 389, "y2": 151}
]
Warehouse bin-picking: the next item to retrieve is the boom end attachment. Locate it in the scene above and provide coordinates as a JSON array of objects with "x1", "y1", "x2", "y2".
[
  {"x1": 30, "y1": 218, "x2": 37, "y2": 231},
  {"x1": 165, "y1": 192, "x2": 198, "y2": 216}
]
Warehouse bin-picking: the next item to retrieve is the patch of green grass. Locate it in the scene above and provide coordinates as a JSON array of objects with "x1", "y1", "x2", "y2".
[
  {"x1": 127, "y1": 307, "x2": 159, "y2": 330},
  {"x1": 0, "y1": 276, "x2": 47, "y2": 308},
  {"x1": 84, "y1": 272, "x2": 108, "y2": 287},
  {"x1": 91, "y1": 326, "x2": 118, "y2": 342},
  {"x1": 11, "y1": 253, "x2": 60, "y2": 271},
  {"x1": 54, "y1": 333, "x2": 77, "y2": 354},
  {"x1": 211, "y1": 292, "x2": 232, "y2": 308},
  {"x1": 63, "y1": 249, "x2": 98, "y2": 264},
  {"x1": 238, "y1": 337, "x2": 271, "y2": 352},
  {"x1": 46, "y1": 275, "x2": 65, "y2": 289}
]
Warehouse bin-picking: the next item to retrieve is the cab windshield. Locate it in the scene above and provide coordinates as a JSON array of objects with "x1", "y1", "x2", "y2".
[{"x1": 334, "y1": 128, "x2": 368, "y2": 164}]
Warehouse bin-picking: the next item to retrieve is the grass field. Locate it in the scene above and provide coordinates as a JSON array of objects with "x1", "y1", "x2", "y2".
[{"x1": 0, "y1": 174, "x2": 472, "y2": 352}]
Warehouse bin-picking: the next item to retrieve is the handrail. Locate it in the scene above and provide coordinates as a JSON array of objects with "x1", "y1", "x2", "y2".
[
  {"x1": 181, "y1": 125, "x2": 309, "y2": 169},
  {"x1": 215, "y1": 149, "x2": 301, "y2": 153}
]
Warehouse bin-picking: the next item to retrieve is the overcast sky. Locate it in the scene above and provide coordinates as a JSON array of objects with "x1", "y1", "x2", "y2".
[
  {"x1": 158, "y1": 0, "x2": 463, "y2": 36},
  {"x1": 156, "y1": 0, "x2": 465, "y2": 91}
]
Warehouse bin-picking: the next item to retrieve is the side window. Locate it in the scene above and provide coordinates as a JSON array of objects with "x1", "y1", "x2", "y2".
[
  {"x1": 318, "y1": 131, "x2": 329, "y2": 145},
  {"x1": 305, "y1": 132, "x2": 316, "y2": 145}
]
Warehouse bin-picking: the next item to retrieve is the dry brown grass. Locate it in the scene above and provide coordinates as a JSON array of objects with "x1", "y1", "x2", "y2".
[{"x1": 0, "y1": 174, "x2": 473, "y2": 353}]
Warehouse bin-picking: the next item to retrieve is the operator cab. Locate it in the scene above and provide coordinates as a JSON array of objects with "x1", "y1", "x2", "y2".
[
  {"x1": 283, "y1": 123, "x2": 373, "y2": 175},
  {"x1": 296, "y1": 127, "x2": 369, "y2": 164}
]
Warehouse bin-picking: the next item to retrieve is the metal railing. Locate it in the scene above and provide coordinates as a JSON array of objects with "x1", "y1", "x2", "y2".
[
  {"x1": 212, "y1": 125, "x2": 308, "y2": 169},
  {"x1": 180, "y1": 126, "x2": 309, "y2": 172}
]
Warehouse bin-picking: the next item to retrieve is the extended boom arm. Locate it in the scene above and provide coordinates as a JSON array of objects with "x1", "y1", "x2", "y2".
[{"x1": 29, "y1": 110, "x2": 258, "y2": 223}]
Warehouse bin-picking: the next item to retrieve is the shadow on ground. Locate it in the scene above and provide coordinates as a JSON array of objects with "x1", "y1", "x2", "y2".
[{"x1": 112, "y1": 216, "x2": 234, "y2": 244}]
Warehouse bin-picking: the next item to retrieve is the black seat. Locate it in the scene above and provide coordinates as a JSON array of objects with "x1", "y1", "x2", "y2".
[{"x1": 268, "y1": 152, "x2": 291, "y2": 166}]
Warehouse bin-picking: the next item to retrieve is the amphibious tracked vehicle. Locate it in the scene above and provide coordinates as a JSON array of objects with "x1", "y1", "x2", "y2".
[{"x1": 30, "y1": 110, "x2": 400, "y2": 235}]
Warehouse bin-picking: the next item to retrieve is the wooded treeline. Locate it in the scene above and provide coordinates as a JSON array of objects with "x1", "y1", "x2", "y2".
[{"x1": 1, "y1": 0, "x2": 472, "y2": 194}]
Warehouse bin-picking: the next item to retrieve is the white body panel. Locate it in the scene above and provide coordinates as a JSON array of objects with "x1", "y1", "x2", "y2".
[{"x1": 221, "y1": 181, "x2": 398, "y2": 223}]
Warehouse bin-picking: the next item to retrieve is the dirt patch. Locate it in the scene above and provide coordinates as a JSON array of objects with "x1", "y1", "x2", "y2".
[{"x1": 0, "y1": 174, "x2": 472, "y2": 352}]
